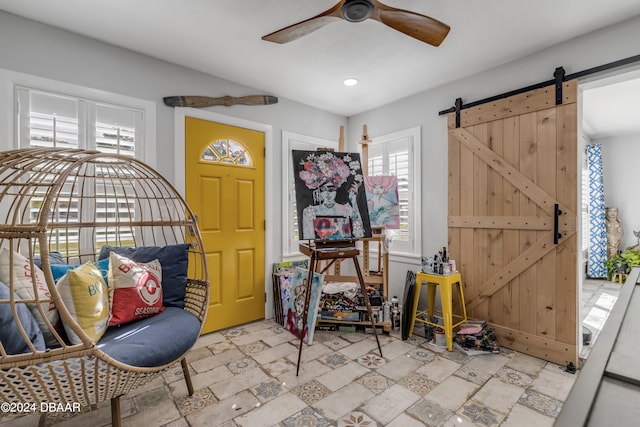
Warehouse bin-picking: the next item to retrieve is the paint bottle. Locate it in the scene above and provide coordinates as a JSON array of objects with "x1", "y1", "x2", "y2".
[
  {"x1": 383, "y1": 302, "x2": 391, "y2": 323},
  {"x1": 390, "y1": 306, "x2": 400, "y2": 331},
  {"x1": 394, "y1": 306, "x2": 401, "y2": 331},
  {"x1": 390, "y1": 296, "x2": 400, "y2": 330}
]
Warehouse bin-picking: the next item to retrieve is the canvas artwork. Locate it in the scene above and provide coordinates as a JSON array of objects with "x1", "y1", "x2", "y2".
[
  {"x1": 364, "y1": 175, "x2": 400, "y2": 229},
  {"x1": 285, "y1": 267, "x2": 323, "y2": 345},
  {"x1": 292, "y1": 150, "x2": 372, "y2": 240},
  {"x1": 272, "y1": 260, "x2": 309, "y2": 326},
  {"x1": 278, "y1": 272, "x2": 295, "y2": 324},
  {"x1": 313, "y1": 216, "x2": 352, "y2": 240}
]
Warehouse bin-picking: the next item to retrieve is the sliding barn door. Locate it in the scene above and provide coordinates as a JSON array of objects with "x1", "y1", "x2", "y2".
[{"x1": 448, "y1": 80, "x2": 578, "y2": 366}]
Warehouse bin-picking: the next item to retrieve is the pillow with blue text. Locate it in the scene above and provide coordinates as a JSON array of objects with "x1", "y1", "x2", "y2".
[{"x1": 57, "y1": 262, "x2": 109, "y2": 345}]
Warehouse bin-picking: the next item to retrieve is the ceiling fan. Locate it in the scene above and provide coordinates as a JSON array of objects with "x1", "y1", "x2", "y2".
[{"x1": 262, "y1": 0, "x2": 450, "y2": 47}]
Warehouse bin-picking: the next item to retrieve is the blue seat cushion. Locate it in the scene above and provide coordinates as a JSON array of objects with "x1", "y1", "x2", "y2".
[
  {"x1": 0, "y1": 281, "x2": 46, "y2": 354},
  {"x1": 97, "y1": 307, "x2": 200, "y2": 367},
  {"x1": 98, "y1": 244, "x2": 189, "y2": 308}
]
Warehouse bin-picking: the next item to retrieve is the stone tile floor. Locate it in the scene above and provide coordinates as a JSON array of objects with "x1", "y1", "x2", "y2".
[
  {"x1": 580, "y1": 278, "x2": 621, "y2": 359},
  {"x1": 3, "y1": 319, "x2": 580, "y2": 427}
]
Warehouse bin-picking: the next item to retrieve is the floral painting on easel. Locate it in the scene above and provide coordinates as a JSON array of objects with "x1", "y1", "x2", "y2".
[
  {"x1": 292, "y1": 150, "x2": 372, "y2": 240},
  {"x1": 364, "y1": 176, "x2": 400, "y2": 229}
]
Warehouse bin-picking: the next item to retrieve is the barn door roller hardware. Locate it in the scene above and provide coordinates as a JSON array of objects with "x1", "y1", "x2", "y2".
[
  {"x1": 439, "y1": 53, "x2": 640, "y2": 127},
  {"x1": 553, "y1": 67, "x2": 565, "y2": 105}
]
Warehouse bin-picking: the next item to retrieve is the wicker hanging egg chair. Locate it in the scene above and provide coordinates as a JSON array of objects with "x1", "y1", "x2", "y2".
[{"x1": 0, "y1": 148, "x2": 208, "y2": 426}]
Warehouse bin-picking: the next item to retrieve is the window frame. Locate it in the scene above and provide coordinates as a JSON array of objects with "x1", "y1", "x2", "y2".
[
  {"x1": 281, "y1": 130, "x2": 337, "y2": 258},
  {"x1": 0, "y1": 67, "x2": 156, "y2": 164},
  {"x1": 368, "y1": 126, "x2": 422, "y2": 259},
  {"x1": 2, "y1": 68, "x2": 157, "y2": 257}
]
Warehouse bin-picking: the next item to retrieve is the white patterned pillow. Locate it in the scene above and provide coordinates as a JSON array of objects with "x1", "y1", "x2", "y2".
[{"x1": 0, "y1": 248, "x2": 60, "y2": 347}]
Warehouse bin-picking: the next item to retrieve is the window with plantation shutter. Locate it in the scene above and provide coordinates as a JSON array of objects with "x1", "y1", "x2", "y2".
[
  {"x1": 95, "y1": 103, "x2": 138, "y2": 157},
  {"x1": 282, "y1": 131, "x2": 337, "y2": 257},
  {"x1": 16, "y1": 86, "x2": 148, "y2": 255},
  {"x1": 368, "y1": 127, "x2": 421, "y2": 257}
]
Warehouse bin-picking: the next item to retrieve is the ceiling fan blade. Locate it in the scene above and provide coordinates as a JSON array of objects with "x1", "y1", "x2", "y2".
[
  {"x1": 262, "y1": 1, "x2": 345, "y2": 44},
  {"x1": 372, "y1": 0, "x2": 450, "y2": 46}
]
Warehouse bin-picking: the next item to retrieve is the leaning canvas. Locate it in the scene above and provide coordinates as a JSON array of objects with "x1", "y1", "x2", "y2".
[
  {"x1": 364, "y1": 175, "x2": 400, "y2": 229},
  {"x1": 292, "y1": 150, "x2": 372, "y2": 240},
  {"x1": 278, "y1": 271, "x2": 295, "y2": 325},
  {"x1": 285, "y1": 267, "x2": 324, "y2": 345}
]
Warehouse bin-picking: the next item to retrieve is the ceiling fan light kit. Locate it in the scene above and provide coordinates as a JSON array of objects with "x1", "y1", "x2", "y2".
[
  {"x1": 262, "y1": 0, "x2": 450, "y2": 47},
  {"x1": 341, "y1": 0, "x2": 374, "y2": 22}
]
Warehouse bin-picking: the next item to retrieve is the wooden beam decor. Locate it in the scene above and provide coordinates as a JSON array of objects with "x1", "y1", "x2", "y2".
[
  {"x1": 163, "y1": 95, "x2": 278, "y2": 108},
  {"x1": 465, "y1": 231, "x2": 557, "y2": 311}
]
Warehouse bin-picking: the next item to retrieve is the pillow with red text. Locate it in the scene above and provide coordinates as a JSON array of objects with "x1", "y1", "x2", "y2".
[
  {"x1": 0, "y1": 248, "x2": 61, "y2": 347},
  {"x1": 107, "y1": 252, "x2": 164, "y2": 326}
]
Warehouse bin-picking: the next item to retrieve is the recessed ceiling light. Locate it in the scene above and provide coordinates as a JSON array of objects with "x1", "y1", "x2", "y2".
[{"x1": 343, "y1": 78, "x2": 359, "y2": 87}]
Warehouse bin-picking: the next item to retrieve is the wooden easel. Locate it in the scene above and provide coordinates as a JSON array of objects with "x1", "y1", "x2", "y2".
[{"x1": 296, "y1": 240, "x2": 383, "y2": 375}]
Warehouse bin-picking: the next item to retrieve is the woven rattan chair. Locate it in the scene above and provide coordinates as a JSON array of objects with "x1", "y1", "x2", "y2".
[{"x1": 0, "y1": 148, "x2": 208, "y2": 426}]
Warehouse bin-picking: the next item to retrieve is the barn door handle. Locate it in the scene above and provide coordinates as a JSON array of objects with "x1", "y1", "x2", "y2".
[{"x1": 553, "y1": 204, "x2": 562, "y2": 244}]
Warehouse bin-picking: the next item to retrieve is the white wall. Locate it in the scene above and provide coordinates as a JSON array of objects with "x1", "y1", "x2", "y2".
[
  {"x1": 347, "y1": 15, "x2": 640, "y2": 301},
  {"x1": 599, "y1": 133, "x2": 640, "y2": 250},
  {"x1": 0, "y1": 9, "x2": 346, "y2": 269}
]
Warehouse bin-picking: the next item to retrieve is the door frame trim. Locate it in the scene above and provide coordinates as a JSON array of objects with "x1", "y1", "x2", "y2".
[{"x1": 174, "y1": 108, "x2": 274, "y2": 319}]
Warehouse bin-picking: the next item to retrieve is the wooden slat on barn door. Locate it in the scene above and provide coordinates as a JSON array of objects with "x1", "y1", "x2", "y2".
[{"x1": 448, "y1": 80, "x2": 578, "y2": 366}]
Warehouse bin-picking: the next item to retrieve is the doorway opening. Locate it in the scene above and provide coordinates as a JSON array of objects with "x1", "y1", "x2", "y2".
[{"x1": 579, "y1": 67, "x2": 640, "y2": 359}]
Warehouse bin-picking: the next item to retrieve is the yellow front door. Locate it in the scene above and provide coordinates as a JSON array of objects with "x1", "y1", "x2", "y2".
[{"x1": 185, "y1": 117, "x2": 265, "y2": 333}]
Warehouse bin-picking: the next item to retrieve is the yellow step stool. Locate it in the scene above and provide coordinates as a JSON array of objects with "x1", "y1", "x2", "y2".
[{"x1": 409, "y1": 271, "x2": 468, "y2": 351}]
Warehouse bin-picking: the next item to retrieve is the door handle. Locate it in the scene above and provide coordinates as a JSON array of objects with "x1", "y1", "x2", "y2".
[{"x1": 553, "y1": 204, "x2": 562, "y2": 244}]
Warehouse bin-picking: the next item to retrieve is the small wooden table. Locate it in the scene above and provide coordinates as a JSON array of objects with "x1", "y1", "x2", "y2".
[{"x1": 297, "y1": 241, "x2": 383, "y2": 375}]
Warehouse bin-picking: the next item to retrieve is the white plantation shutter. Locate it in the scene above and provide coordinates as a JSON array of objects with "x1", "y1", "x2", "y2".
[
  {"x1": 27, "y1": 91, "x2": 79, "y2": 149},
  {"x1": 17, "y1": 88, "x2": 144, "y2": 254},
  {"x1": 368, "y1": 140, "x2": 410, "y2": 242},
  {"x1": 95, "y1": 103, "x2": 139, "y2": 157},
  {"x1": 368, "y1": 127, "x2": 421, "y2": 257}
]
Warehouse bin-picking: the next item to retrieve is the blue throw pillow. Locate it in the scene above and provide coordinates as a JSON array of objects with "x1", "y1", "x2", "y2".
[
  {"x1": 33, "y1": 251, "x2": 66, "y2": 270},
  {"x1": 99, "y1": 244, "x2": 189, "y2": 308},
  {"x1": 0, "y1": 281, "x2": 46, "y2": 354},
  {"x1": 50, "y1": 258, "x2": 110, "y2": 284}
]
